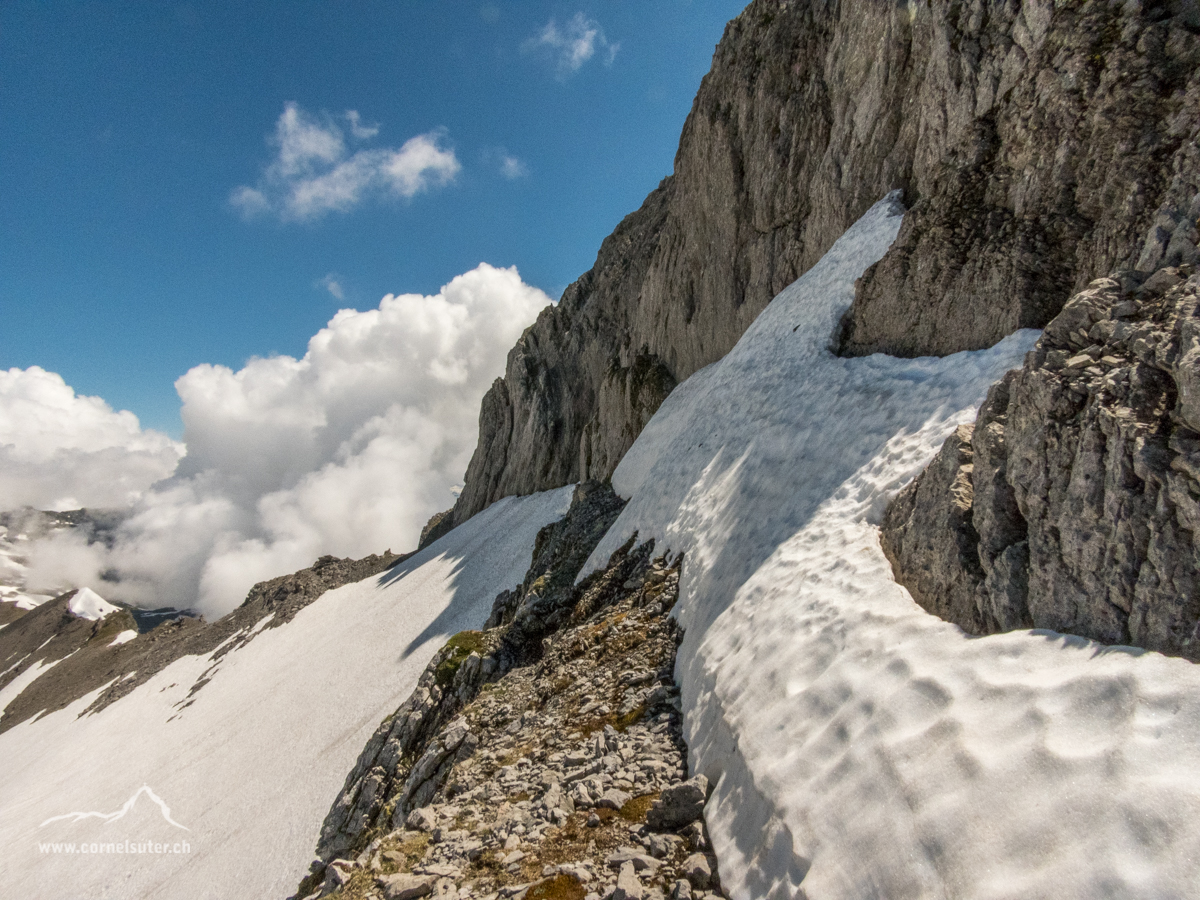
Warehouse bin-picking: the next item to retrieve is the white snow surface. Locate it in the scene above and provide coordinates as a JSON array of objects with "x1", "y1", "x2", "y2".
[
  {"x1": 583, "y1": 194, "x2": 1200, "y2": 899},
  {"x1": 108, "y1": 629, "x2": 138, "y2": 647},
  {"x1": 67, "y1": 586, "x2": 119, "y2": 620},
  {"x1": 0, "y1": 486, "x2": 572, "y2": 900}
]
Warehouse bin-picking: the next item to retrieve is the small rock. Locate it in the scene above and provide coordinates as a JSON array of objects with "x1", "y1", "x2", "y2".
[
  {"x1": 646, "y1": 776, "x2": 709, "y2": 830},
  {"x1": 596, "y1": 788, "x2": 632, "y2": 810},
  {"x1": 407, "y1": 807, "x2": 438, "y2": 832},
  {"x1": 322, "y1": 860, "x2": 352, "y2": 895},
  {"x1": 377, "y1": 872, "x2": 437, "y2": 900},
  {"x1": 680, "y1": 821, "x2": 708, "y2": 851},
  {"x1": 613, "y1": 862, "x2": 643, "y2": 900},
  {"x1": 671, "y1": 880, "x2": 692, "y2": 900},
  {"x1": 586, "y1": 812, "x2": 601, "y2": 827},
  {"x1": 681, "y1": 854, "x2": 711, "y2": 890},
  {"x1": 647, "y1": 833, "x2": 684, "y2": 859},
  {"x1": 606, "y1": 847, "x2": 660, "y2": 872}
]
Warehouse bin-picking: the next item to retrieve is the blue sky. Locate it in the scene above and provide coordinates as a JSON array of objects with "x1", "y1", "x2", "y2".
[{"x1": 1, "y1": 0, "x2": 744, "y2": 437}]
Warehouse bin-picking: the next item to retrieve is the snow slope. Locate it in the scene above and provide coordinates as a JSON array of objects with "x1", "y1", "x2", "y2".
[
  {"x1": 0, "y1": 486, "x2": 572, "y2": 900},
  {"x1": 584, "y1": 194, "x2": 1200, "y2": 899},
  {"x1": 68, "y1": 586, "x2": 119, "y2": 620}
]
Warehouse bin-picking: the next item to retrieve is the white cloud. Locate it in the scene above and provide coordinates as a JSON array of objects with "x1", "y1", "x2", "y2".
[
  {"x1": 20, "y1": 265, "x2": 552, "y2": 617},
  {"x1": 501, "y1": 155, "x2": 528, "y2": 179},
  {"x1": 0, "y1": 367, "x2": 183, "y2": 511},
  {"x1": 344, "y1": 110, "x2": 379, "y2": 140},
  {"x1": 523, "y1": 13, "x2": 619, "y2": 77},
  {"x1": 317, "y1": 273, "x2": 345, "y2": 301},
  {"x1": 231, "y1": 103, "x2": 460, "y2": 222}
]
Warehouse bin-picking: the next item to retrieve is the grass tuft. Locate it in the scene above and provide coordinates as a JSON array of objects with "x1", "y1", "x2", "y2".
[{"x1": 527, "y1": 874, "x2": 586, "y2": 900}]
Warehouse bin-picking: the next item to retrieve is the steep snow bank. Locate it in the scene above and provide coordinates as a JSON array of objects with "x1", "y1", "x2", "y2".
[
  {"x1": 584, "y1": 195, "x2": 1200, "y2": 898},
  {"x1": 67, "y1": 586, "x2": 118, "y2": 620},
  {"x1": 0, "y1": 486, "x2": 572, "y2": 900}
]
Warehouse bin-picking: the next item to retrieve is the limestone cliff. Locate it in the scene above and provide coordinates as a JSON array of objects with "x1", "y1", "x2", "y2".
[
  {"x1": 883, "y1": 262, "x2": 1200, "y2": 660},
  {"x1": 454, "y1": 0, "x2": 1200, "y2": 525}
]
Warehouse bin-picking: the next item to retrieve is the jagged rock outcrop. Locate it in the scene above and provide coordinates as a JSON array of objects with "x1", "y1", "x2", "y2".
[
  {"x1": 883, "y1": 262, "x2": 1200, "y2": 659},
  {"x1": 453, "y1": 0, "x2": 1200, "y2": 525},
  {"x1": 311, "y1": 483, "x2": 627, "y2": 867},
  {"x1": 296, "y1": 536, "x2": 725, "y2": 900}
]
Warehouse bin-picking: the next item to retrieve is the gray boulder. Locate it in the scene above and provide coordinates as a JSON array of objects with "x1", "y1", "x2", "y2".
[
  {"x1": 647, "y1": 775, "x2": 709, "y2": 831},
  {"x1": 376, "y1": 872, "x2": 436, "y2": 900}
]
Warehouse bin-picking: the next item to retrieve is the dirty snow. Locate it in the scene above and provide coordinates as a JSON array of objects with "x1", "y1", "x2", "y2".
[
  {"x1": 0, "y1": 486, "x2": 572, "y2": 900},
  {"x1": 67, "y1": 586, "x2": 118, "y2": 620},
  {"x1": 584, "y1": 194, "x2": 1200, "y2": 899}
]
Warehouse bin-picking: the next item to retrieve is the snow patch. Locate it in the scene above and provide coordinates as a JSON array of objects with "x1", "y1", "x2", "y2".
[
  {"x1": 0, "y1": 486, "x2": 573, "y2": 900},
  {"x1": 0, "y1": 657, "x2": 63, "y2": 716},
  {"x1": 67, "y1": 587, "x2": 118, "y2": 621},
  {"x1": 108, "y1": 630, "x2": 137, "y2": 647},
  {"x1": 585, "y1": 194, "x2": 1200, "y2": 899}
]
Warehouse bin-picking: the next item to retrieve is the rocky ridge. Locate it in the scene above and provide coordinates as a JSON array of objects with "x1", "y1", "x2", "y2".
[
  {"x1": 0, "y1": 550, "x2": 404, "y2": 733},
  {"x1": 882, "y1": 260, "x2": 1200, "y2": 658},
  {"x1": 453, "y1": 0, "x2": 1200, "y2": 527},
  {"x1": 298, "y1": 488, "x2": 725, "y2": 900}
]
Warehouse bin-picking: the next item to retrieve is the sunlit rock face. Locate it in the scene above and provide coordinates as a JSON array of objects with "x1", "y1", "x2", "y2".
[{"x1": 453, "y1": 0, "x2": 1200, "y2": 525}]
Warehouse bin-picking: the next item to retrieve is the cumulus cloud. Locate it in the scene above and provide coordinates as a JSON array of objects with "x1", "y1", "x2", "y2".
[
  {"x1": 0, "y1": 367, "x2": 183, "y2": 511},
  {"x1": 231, "y1": 103, "x2": 461, "y2": 222},
  {"x1": 523, "y1": 13, "x2": 619, "y2": 77},
  {"x1": 20, "y1": 265, "x2": 551, "y2": 617}
]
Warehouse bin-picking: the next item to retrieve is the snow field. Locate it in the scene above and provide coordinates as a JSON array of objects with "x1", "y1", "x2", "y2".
[
  {"x1": 0, "y1": 486, "x2": 573, "y2": 900},
  {"x1": 583, "y1": 194, "x2": 1200, "y2": 899}
]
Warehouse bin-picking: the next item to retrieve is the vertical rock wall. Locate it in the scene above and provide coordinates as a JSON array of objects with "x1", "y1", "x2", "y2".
[
  {"x1": 454, "y1": 0, "x2": 1200, "y2": 526},
  {"x1": 883, "y1": 260, "x2": 1200, "y2": 660}
]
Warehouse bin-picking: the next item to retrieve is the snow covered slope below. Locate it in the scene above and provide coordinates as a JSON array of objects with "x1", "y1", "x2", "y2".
[
  {"x1": 584, "y1": 194, "x2": 1200, "y2": 898},
  {"x1": 0, "y1": 486, "x2": 572, "y2": 900}
]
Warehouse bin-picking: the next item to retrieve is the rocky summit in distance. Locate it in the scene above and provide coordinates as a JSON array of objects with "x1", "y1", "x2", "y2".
[
  {"x1": 452, "y1": 0, "x2": 1200, "y2": 527},
  {"x1": 883, "y1": 261, "x2": 1200, "y2": 659},
  {"x1": 298, "y1": 487, "x2": 725, "y2": 900},
  {"x1": 0, "y1": 549, "x2": 405, "y2": 734}
]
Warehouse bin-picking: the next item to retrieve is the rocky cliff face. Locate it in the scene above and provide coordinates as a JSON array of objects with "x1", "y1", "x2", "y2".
[
  {"x1": 883, "y1": 262, "x2": 1200, "y2": 659},
  {"x1": 453, "y1": 0, "x2": 1200, "y2": 525}
]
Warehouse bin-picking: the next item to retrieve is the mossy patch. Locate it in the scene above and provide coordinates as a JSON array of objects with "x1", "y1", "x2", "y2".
[
  {"x1": 527, "y1": 874, "x2": 586, "y2": 900},
  {"x1": 378, "y1": 830, "x2": 430, "y2": 873},
  {"x1": 619, "y1": 792, "x2": 660, "y2": 823},
  {"x1": 434, "y1": 630, "x2": 487, "y2": 687},
  {"x1": 615, "y1": 703, "x2": 646, "y2": 731}
]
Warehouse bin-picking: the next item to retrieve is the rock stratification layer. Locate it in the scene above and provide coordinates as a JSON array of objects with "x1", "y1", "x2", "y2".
[
  {"x1": 883, "y1": 264, "x2": 1200, "y2": 659},
  {"x1": 453, "y1": 0, "x2": 1200, "y2": 524}
]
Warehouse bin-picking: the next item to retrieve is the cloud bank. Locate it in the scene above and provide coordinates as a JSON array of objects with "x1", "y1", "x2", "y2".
[
  {"x1": 0, "y1": 367, "x2": 183, "y2": 511},
  {"x1": 17, "y1": 265, "x2": 551, "y2": 616},
  {"x1": 523, "y1": 13, "x2": 619, "y2": 78},
  {"x1": 232, "y1": 103, "x2": 461, "y2": 222}
]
